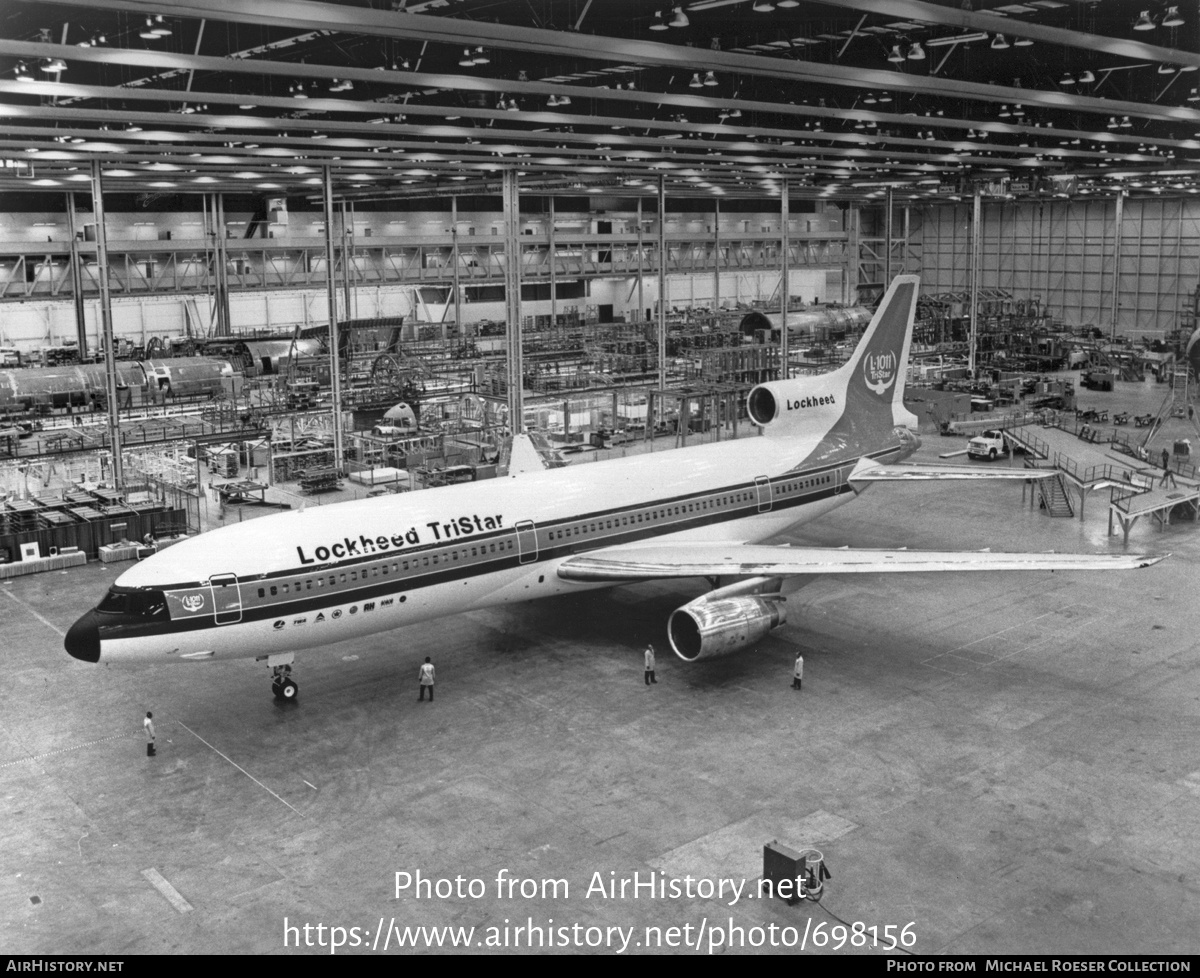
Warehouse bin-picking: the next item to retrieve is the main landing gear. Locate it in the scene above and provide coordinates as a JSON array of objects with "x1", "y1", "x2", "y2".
[
  {"x1": 261, "y1": 652, "x2": 298, "y2": 701},
  {"x1": 272, "y1": 665, "x2": 298, "y2": 701}
]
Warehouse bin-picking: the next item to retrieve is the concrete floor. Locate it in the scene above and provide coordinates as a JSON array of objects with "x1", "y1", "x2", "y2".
[{"x1": 3, "y1": 375, "x2": 1200, "y2": 956}]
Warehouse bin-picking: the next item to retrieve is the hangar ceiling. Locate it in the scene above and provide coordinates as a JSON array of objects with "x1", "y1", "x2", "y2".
[{"x1": 2, "y1": 0, "x2": 1200, "y2": 202}]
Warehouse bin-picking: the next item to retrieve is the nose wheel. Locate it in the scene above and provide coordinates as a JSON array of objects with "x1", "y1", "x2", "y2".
[{"x1": 271, "y1": 663, "x2": 298, "y2": 701}]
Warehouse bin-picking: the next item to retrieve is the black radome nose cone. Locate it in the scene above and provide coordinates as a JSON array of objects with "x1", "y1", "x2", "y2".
[{"x1": 65, "y1": 612, "x2": 100, "y2": 663}]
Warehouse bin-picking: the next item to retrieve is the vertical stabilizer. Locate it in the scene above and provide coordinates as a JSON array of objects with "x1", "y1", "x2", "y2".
[
  {"x1": 835, "y1": 273, "x2": 920, "y2": 430},
  {"x1": 746, "y1": 274, "x2": 920, "y2": 443}
]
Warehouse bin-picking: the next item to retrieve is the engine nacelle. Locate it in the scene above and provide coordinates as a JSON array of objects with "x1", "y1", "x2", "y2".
[
  {"x1": 745, "y1": 378, "x2": 842, "y2": 429},
  {"x1": 668, "y1": 594, "x2": 787, "y2": 662}
]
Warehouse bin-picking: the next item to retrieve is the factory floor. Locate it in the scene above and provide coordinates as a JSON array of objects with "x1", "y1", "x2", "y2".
[{"x1": 3, "y1": 375, "x2": 1200, "y2": 956}]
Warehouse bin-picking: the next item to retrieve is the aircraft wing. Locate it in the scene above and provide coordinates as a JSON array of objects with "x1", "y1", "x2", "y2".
[
  {"x1": 848, "y1": 461, "x2": 1051, "y2": 484},
  {"x1": 556, "y1": 543, "x2": 1166, "y2": 582}
]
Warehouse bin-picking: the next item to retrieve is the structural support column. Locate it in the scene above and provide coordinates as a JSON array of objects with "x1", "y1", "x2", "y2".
[
  {"x1": 883, "y1": 187, "x2": 894, "y2": 287},
  {"x1": 1111, "y1": 189, "x2": 1125, "y2": 339},
  {"x1": 89, "y1": 160, "x2": 122, "y2": 488},
  {"x1": 713, "y1": 197, "x2": 720, "y2": 312},
  {"x1": 64, "y1": 192, "x2": 88, "y2": 358},
  {"x1": 451, "y1": 196, "x2": 462, "y2": 335},
  {"x1": 321, "y1": 166, "x2": 345, "y2": 472},
  {"x1": 212, "y1": 193, "x2": 232, "y2": 337},
  {"x1": 502, "y1": 170, "x2": 524, "y2": 432},
  {"x1": 969, "y1": 189, "x2": 982, "y2": 377},
  {"x1": 657, "y1": 176, "x2": 667, "y2": 392},
  {"x1": 636, "y1": 196, "x2": 645, "y2": 321},
  {"x1": 341, "y1": 201, "x2": 354, "y2": 323},
  {"x1": 549, "y1": 195, "x2": 557, "y2": 324},
  {"x1": 844, "y1": 204, "x2": 860, "y2": 305},
  {"x1": 780, "y1": 180, "x2": 789, "y2": 380}
]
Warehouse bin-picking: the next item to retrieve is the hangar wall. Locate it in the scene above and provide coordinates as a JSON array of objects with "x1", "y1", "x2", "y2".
[
  {"x1": 0, "y1": 269, "x2": 828, "y2": 350},
  {"x1": 909, "y1": 196, "x2": 1200, "y2": 337},
  {"x1": 0, "y1": 198, "x2": 844, "y2": 351}
]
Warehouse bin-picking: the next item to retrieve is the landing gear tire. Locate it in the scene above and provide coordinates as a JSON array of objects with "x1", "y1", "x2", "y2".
[{"x1": 270, "y1": 660, "x2": 297, "y2": 701}]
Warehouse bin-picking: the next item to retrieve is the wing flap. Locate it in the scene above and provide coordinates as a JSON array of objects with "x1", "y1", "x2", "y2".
[{"x1": 557, "y1": 543, "x2": 1166, "y2": 582}]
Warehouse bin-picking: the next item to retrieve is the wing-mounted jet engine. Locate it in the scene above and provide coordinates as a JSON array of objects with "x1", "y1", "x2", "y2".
[{"x1": 667, "y1": 577, "x2": 787, "y2": 661}]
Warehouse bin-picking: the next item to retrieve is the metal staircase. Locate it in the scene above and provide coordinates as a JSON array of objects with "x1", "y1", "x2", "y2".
[
  {"x1": 1036, "y1": 472, "x2": 1075, "y2": 517},
  {"x1": 1142, "y1": 361, "x2": 1193, "y2": 446}
]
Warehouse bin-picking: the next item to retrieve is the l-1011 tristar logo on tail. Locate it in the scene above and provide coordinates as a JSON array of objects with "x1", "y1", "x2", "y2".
[{"x1": 863, "y1": 351, "x2": 897, "y2": 395}]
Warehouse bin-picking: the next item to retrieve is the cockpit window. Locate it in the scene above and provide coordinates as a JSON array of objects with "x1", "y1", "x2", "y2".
[
  {"x1": 97, "y1": 588, "x2": 168, "y2": 619},
  {"x1": 97, "y1": 590, "x2": 128, "y2": 615}
]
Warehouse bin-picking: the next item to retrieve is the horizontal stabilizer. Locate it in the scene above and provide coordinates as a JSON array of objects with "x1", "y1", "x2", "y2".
[
  {"x1": 557, "y1": 543, "x2": 1166, "y2": 582},
  {"x1": 849, "y1": 462, "x2": 1054, "y2": 484}
]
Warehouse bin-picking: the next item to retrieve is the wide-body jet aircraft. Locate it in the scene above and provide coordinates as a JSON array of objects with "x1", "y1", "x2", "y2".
[{"x1": 65, "y1": 276, "x2": 1163, "y2": 699}]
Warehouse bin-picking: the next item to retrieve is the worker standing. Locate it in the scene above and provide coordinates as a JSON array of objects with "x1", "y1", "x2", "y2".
[
  {"x1": 418, "y1": 656, "x2": 435, "y2": 702},
  {"x1": 143, "y1": 711, "x2": 156, "y2": 757},
  {"x1": 792, "y1": 653, "x2": 804, "y2": 691},
  {"x1": 644, "y1": 644, "x2": 657, "y2": 686}
]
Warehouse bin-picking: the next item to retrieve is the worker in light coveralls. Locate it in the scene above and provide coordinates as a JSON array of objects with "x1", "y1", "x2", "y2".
[{"x1": 418, "y1": 656, "x2": 435, "y2": 702}]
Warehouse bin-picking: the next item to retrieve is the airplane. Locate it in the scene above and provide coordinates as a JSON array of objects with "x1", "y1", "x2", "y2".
[{"x1": 64, "y1": 275, "x2": 1164, "y2": 700}]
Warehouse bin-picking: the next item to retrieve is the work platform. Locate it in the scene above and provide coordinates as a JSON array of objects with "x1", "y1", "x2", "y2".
[
  {"x1": 1005, "y1": 422, "x2": 1200, "y2": 540},
  {"x1": 1109, "y1": 480, "x2": 1200, "y2": 543},
  {"x1": 1006, "y1": 423, "x2": 1147, "y2": 521}
]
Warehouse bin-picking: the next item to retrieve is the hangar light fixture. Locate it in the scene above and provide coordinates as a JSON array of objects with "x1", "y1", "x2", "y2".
[
  {"x1": 1134, "y1": 10, "x2": 1155, "y2": 31},
  {"x1": 650, "y1": 10, "x2": 668, "y2": 31},
  {"x1": 990, "y1": 34, "x2": 1009, "y2": 50},
  {"x1": 1163, "y1": 7, "x2": 1184, "y2": 28},
  {"x1": 670, "y1": 7, "x2": 690, "y2": 27}
]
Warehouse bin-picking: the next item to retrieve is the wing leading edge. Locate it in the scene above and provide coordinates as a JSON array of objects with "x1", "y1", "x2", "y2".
[{"x1": 557, "y1": 543, "x2": 1167, "y2": 583}]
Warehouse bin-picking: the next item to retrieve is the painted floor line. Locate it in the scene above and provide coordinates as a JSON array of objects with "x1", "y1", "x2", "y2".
[
  {"x1": 176, "y1": 719, "x2": 305, "y2": 819},
  {"x1": 0, "y1": 732, "x2": 130, "y2": 770},
  {"x1": 921, "y1": 609, "x2": 1061, "y2": 664},
  {"x1": 0, "y1": 587, "x2": 66, "y2": 638},
  {"x1": 141, "y1": 867, "x2": 194, "y2": 914}
]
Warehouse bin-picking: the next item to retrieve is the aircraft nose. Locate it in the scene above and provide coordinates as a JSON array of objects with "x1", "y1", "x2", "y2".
[{"x1": 65, "y1": 612, "x2": 100, "y2": 663}]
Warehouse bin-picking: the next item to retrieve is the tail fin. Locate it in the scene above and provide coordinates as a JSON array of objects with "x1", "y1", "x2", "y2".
[
  {"x1": 745, "y1": 274, "x2": 920, "y2": 442},
  {"x1": 835, "y1": 273, "x2": 919, "y2": 430}
]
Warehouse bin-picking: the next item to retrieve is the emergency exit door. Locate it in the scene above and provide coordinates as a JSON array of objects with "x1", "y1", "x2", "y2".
[{"x1": 210, "y1": 574, "x2": 243, "y2": 625}]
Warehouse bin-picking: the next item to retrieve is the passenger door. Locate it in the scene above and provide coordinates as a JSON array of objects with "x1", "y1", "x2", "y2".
[
  {"x1": 755, "y1": 476, "x2": 773, "y2": 513},
  {"x1": 514, "y1": 520, "x2": 538, "y2": 565},
  {"x1": 209, "y1": 573, "x2": 243, "y2": 625}
]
